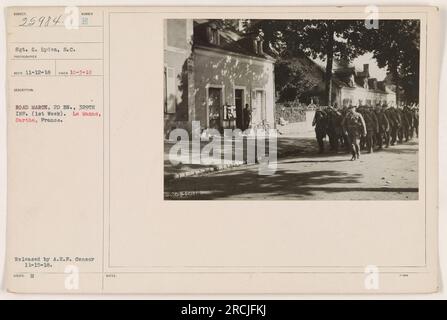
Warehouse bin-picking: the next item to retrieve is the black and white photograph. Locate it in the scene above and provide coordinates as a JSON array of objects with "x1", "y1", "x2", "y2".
[
  {"x1": 164, "y1": 18, "x2": 421, "y2": 200},
  {"x1": 1, "y1": 3, "x2": 443, "y2": 299}
]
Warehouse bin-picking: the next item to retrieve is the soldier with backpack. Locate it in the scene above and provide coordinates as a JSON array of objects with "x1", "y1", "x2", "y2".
[
  {"x1": 413, "y1": 104, "x2": 419, "y2": 138},
  {"x1": 357, "y1": 104, "x2": 379, "y2": 153},
  {"x1": 326, "y1": 105, "x2": 344, "y2": 153},
  {"x1": 384, "y1": 104, "x2": 401, "y2": 146},
  {"x1": 374, "y1": 104, "x2": 390, "y2": 149},
  {"x1": 312, "y1": 106, "x2": 328, "y2": 154},
  {"x1": 341, "y1": 105, "x2": 367, "y2": 161}
]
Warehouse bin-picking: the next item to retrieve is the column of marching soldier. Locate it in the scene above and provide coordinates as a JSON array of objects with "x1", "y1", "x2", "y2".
[{"x1": 312, "y1": 103, "x2": 419, "y2": 161}]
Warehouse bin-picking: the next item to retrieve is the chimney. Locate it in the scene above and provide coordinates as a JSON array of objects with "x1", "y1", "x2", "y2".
[
  {"x1": 253, "y1": 29, "x2": 264, "y2": 54},
  {"x1": 238, "y1": 19, "x2": 249, "y2": 32},
  {"x1": 363, "y1": 64, "x2": 369, "y2": 74}
]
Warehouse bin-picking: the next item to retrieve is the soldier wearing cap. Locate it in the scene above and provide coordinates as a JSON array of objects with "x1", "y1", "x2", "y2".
[
  {"x1": 312, "y1": 105, "x2": 328, "y2": 154},
  {"x1": 357, "y1": 104, "x2": 379, "y2": 153},
  {"x1": 341, "y1": 105, "x2": 367, "y2": 161},
  {"x1": 384, "y1": 103, "x2": 401, "y2": 145},
  {"x1": 374, "y1": 103, "x2": 390, "y2": 149}
]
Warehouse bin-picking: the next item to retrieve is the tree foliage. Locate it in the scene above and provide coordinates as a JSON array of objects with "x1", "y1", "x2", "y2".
[
  {"x1": 245, "y1": 20, "x2": 369, "y2": 105},
  {"x1": 355, "y1": 20, "x2": 420, "y2": 104},
  {"x1": 225, "y1": 19, "x2": 420, "y2": 105},
  {"x1": 274, "y1": 57, "x2": 319, "y2": 102}
]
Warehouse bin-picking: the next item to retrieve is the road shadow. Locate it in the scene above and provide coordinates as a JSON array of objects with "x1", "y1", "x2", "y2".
[
  {"x1": 281, "y1": 159, "x2": 352, "y2": 164},
  {"x1": 374, "y1": 145, "x2": 419, "y2": 155},
  {"x1": 278, "y1": 137, "x2": 352, "y2": 159},
  {"x1": 165, "y1": 167, "x2": 419, "y2": 200},
  {"x1": 164, "y1": 136, "x2": 419, "y2": 200},
  {"x1": 165, "y1": 168, "x2": 366, "y2": 200},
  {"x1": 278, "y1": 137, "x2": 419, "y2": 158}
]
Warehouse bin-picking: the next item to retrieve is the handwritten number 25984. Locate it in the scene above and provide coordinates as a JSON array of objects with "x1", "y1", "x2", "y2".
[{"x1": 18, "y1": 15, "x2": 62, "y2": 27}]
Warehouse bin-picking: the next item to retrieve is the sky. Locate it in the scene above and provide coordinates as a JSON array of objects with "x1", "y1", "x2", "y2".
[{"x1": 352, "y1": 53, "x2": 388, "y2": 80}]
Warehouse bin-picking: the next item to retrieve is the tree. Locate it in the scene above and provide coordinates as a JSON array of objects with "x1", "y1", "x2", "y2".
[
  {"x1": 245, "y1": 20, "x2": 367, "y2": 106},
  {"x1": 354, "y1": 20, "x2": 420, "y2": 105},
  {"x1": 274, "y1": 57, "x2": 319, "y2": 102},
  {"x1": 243, "y1": 19, "x2": 420, "y2": 106}
]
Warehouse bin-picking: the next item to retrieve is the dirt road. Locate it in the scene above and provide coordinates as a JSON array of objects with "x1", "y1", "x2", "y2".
[{"x1": 165, "y1": 139, "x2": 419, "y2": 200}]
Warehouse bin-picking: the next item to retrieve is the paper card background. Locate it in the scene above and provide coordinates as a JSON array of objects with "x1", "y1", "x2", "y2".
[{"x1": 0, "y1": 0, "x2": 445, "y2": 298}]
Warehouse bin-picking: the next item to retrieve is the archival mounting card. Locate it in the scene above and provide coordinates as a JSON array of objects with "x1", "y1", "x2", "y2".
[{"x1": 5, "y1": 6, "x2": 440, "y2": 294}]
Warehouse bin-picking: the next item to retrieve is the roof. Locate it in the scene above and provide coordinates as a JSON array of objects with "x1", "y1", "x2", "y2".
[
  {"x1": 332, "y1": 67, "x2": 393, "y2": 94},
  {"x1": 193, "y1": 20, "x2": 275, "y2": 61}
]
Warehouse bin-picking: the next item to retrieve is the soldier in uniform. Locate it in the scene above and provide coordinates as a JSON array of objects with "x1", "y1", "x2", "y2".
[
  {"x1": 341, "y1": 105, "x2": 367, "y2": 161},
  {"x1": 326, "y1": 105, "x2": 344, "y2": 153},
  {"x1": 339, "y1": 104, "x2": 350, "y2": 151},
  {"x1": 397, "y1": 105, "x2": 409, "y2": 143},
  {"x1": 413, "y1": 104, "x2": 419, "y2": 138},
  {"x1": 357, "y1": 104, "x2": 379, "y2": 153},
  {"x1": 384, "y1": 104, "x2": 401, "y2": 146},
  {"x1": 403, "y1": 104, "x2": 415, "y2": 140},
  {"x1": 356, "y1": 105, "x2": 367, "y2": 150},
  {"x1": 374, "y1": 104, "x2": 390, "y2": 149},
  {"x1": 312, "y1": 106, "x2": 328, "y2": 154}
]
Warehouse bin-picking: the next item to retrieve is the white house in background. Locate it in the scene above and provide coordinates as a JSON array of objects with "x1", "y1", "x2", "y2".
[
  {"x1": 333, "y1": 64, "x2": 397, "y2": 107},
  {"x1": 286, "y1": 54, "x2": 397, "y2": 108}
]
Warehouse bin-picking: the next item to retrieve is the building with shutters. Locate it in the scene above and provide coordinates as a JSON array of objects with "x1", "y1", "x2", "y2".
[
  {"x1": 331, "y1": 64, "x2": 397, "y2": 108},
  {"x1": 287, "y1": 54, "x2": 396, "y2": 108},
  {"x1": 164, "y1": 19, "x2": 276, "y2": 136}
]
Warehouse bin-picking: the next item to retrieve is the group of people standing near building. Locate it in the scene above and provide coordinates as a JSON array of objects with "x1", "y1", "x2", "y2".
[{"x1": 312, "y1": 102, "x2": 419, "y2": 161}]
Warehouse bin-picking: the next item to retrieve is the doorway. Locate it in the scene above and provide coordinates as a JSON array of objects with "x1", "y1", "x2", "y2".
[{"x1": 235, "y1": 89, "x2": 244, "y2": 130}]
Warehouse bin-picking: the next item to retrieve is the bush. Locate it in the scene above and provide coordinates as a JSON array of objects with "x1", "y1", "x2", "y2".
[{"x1": 275, "y1": 101, "x2": 307, "y2": 123}]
